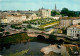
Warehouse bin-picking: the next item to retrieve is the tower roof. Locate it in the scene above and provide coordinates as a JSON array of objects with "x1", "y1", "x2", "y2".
[
  {"x1": 54, "y1": 4, "x2": 57, "y2": 11},
  {"x1": 41, "y1": 7, "x2": 45, "y2": 9}
]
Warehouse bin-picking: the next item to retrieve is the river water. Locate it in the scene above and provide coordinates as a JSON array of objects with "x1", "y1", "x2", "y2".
[
  {"x1": 0, "y1": 42, "x2": 49, "y2": 56},
  {"x1": 45, "y1": 28, "x2": 53, "y2": 31}
]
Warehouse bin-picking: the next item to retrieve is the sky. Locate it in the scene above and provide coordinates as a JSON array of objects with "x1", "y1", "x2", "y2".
[{"x1": 0, "y1": 0, "x2": 80, "y2": 11}]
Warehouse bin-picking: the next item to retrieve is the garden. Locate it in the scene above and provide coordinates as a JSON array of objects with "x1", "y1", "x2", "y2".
[{"x1": 23, "y1": 18, "x2": 59, "y2": 28}]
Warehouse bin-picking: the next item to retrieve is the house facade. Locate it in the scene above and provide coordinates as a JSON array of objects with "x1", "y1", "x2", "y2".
[
  {"x1": 39, "y1": 8, "x2": 51, "y2": 18},
  {"x1": 6, "y1": 14, "x2": 26, "y2": 23},
  {"x1": 60, "y1": 19, "x2": 72, "y2": 28},
  {"x1": 60, "y1": 17, "x2": 80, "y2": 28},
  {"x1": 72, "y1": 19, "x2": 80, "y2": 25},
  {"x1": 67, "y1": 25, "x2": 80, "y2": 38},
  {"x1": 0, "y1": 18, "x2": 8, "y2": 24}
]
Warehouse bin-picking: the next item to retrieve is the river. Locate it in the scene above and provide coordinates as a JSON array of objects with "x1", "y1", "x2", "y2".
[
  {"x1": 45, "y1": 27, "x2": 53, "y2": 31},
  {"x1": 0, "y1": 42, "x2": 49, "y2": 56}
]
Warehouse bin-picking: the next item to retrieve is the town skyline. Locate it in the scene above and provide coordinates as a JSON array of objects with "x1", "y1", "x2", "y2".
[{"x1": 0, "y1": 0, "x2": 80, "y2": 11}]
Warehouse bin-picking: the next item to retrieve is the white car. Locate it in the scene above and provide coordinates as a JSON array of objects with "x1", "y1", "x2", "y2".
[
  {"x1": 16, "y1": 30, "x2": 19, "y2": 31},
  {"x1": 9, "y1": 27, "x2": 12, "y2": 29},
  {"x1": 73, "y1": 36, "x2": 78, "y2": 40},
  {"x1": 74, "y1": 51, "x2": 79, "y2": 54},
  {"x1": 12, "y1": 29, "x2": 15, "y2": 30}
]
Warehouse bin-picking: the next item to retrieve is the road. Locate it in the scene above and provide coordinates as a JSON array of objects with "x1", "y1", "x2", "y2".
[
  {"x1": 54, "y1": 33, "x2": 78, "y2": 40},
  {"x1": 27, "y1": 29, "x2": 50, "y2": 35},
  {"x1": 4, "y1": 25, "x2": 21, "y2": 35}
]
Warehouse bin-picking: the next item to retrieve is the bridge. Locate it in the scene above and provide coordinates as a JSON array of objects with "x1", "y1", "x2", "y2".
[
  {"x1": 27, "y1": 31, "x2": 50, "y2": 39},
  {"x1": 27, "y1": 29, "x2": 72, "y2": 41}
]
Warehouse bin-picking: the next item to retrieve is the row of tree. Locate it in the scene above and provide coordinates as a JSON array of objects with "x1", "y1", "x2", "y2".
[
  {"x1": 61, "y1": 8, "x2": 80, "y2": 17},
  {"x1": 51, "y1": 8, "x2": 80, "y2": 17}
]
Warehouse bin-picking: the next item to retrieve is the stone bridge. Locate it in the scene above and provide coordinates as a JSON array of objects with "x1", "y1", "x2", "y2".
[
  {"x1": 27, "y1": 29, "x2": 71, "y2": 41},
  {"x1": 56, "y1": 37, "x2": 66, "y2": 41},
  {"x1": 27, "y1": 32, "x2": 49, "y2": 39},
  {"x1": 27, "y1": 32, "x2": 68, "y2": 41}
]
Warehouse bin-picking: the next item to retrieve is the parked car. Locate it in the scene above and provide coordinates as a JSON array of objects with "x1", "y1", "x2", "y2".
[
  {"x1": 9, "y1": 27, "x2": 12, "y2": 29},
  {"x1": 74, "y1": 51, "x2": 79, "y2": 55},
  {"x1": 16, "y1": 30, "x2": 19, "y2": 32},
  {"x1": 12, "y1": 29, "x2": 15, "y2": 30}
]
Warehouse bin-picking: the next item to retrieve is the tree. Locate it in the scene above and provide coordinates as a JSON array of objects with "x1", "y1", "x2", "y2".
[
  {"x1": 0, "y1": 24, "x2": 7, "y2": 27},
  {"x1": 61, "y1": 8, "x2": 69, "y2": 16},
  {"x1": 78, "y1": 23, "x2": 80, "y2": 25},
  {"x1": 37, "y1": 35, "x2": 45, "y2": 40},
  {"x1": 0, "y1": 28, "x2": 5, "y2": 32},
  {"x1": 5, "y1": 32, "x2": 10, "y2": 35},
  {"x1": 57, "y1": 29, "x2": 62, "y2": 34},
  {"x1": 61, "y1": 8, "x2": 79, "y2": 17},
  {"x1": 0, "y1": 33, "x2": 3, "y2": 37},
  {"x1": 49, "y1": 34, "x2": 57, "y2": 41},
  {"x1": 23, "y1": 28, "x2": 27, "y2": 31},
  {"x1": 61, "y1": 28, "x2": 67, "y2": 34},
  {"x1": 27, "y1": 24, "x2": 32, "y2": 28},
  {"x1": 11, "y1": 25, "x2": 15, "y2": 28},
  {"x1": 51, "y1": 10, "x2": 60, "y2": 16}
]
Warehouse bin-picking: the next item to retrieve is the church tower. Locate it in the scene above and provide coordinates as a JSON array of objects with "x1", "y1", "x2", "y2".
[{"x1": 54, "y1": 4, "x2": 57, "y2": 11}]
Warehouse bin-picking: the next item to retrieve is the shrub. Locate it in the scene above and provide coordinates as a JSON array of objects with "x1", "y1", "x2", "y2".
[{"x1": 5, "y1": 32, "x2": 10, "y2": 35}]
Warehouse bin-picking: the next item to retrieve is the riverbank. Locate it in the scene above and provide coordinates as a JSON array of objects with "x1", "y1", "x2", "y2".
[
  {"x1": 40, "y1": 44, "x2": 79, "y2": 56},
  {"x1": 0, "y1": 32, "x2": 37, "y2": 45},
  {"x1": 0, "y1": 32, "x2": 79, "y2": 46},
  {"x1": 0, "y1": 32, "x2": 80, "y2": 56}
]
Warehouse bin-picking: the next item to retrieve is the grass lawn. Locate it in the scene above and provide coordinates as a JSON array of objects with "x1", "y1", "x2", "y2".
[
  {"x1": 8, "y1": 49, "x2": 29, "y2": 56},
  {"x1": 39, "y1": 21, "x2": 59, "y2": 28},
  {"x1": 0, "y1": 33, "x2": 37, "y2": 44}
]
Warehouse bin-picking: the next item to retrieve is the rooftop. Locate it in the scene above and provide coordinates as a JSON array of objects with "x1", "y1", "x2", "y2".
[
  {"x1": 69, "y1": 24, "x2": 80, "y2": 29},
  {"x1": 60, "y1": 17, "x2": 80, "y2": 20},
  {"x1": 7, "y1": 15, "x2": 22, "y2": 17}
]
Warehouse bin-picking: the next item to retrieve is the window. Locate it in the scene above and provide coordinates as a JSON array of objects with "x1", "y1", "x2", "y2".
[
  {"x1": 77, "y1": 34, "x2": 79, "y2": 37},
  {"x1": 71, "y1": 30, "x2": 72, "y2": 32},
  {"x1": 73, "y1": 34, "x2": 74, "y2": 36},
  {"x1": 78, "y1": 31, "x2": 79, "y2": 33}
]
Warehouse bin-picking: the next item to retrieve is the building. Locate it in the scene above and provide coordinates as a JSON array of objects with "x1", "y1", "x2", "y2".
[
  {"x1": 0, "y1": 13, "x2": 8, "y2": 24},
  {"x1": 38, "y1": 7, "x2": 51, "y2": 18},
  {"x1": 60, "y1": 18, "x2": 72, "y2": 28},
  {"x1": 21, "y1": 13, "x2": 41, "y2": 20},
  {"x1": 51, "y1": 17, "x2": 60, "y2": 20},
  {"x1": 20, "y1": 8, "x2": 51, "y2": 18},
  {"x1": 60, "y1": 17, "x2": 80, "y2": 28},
  {"x1": 6, "y1": 14, "x2": 26, "y2": 24},
  {"x1": 0, "y1": 18, "x2": 8, "y2": 24},
  {"x1": 27, "y1": 13, "x2": 40, "y2": 20},
  {"x1": 0, "y1": 12, "x2": 27, "y2": 24},
  {"x1": 0, "y1": 11, "x2": 41, "y2": 24},
  {"x1": 67, "y1": 24, "x2": 80, "y2": 38},
  {"x1": 53, "y1": 4, "x2": 60, "y2": 14},
  {"x1": 72, "y1": 18, "x2": 80, "y2": 25}
]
